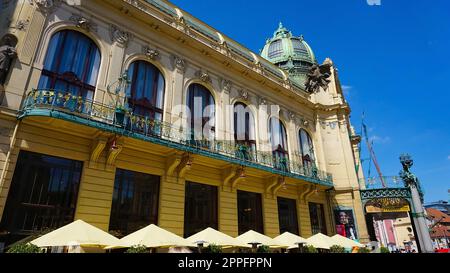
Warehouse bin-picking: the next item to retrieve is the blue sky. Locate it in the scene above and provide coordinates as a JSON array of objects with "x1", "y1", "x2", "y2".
[{"x1": 169, "y1": 0, "x2": 450, "y2": 203}]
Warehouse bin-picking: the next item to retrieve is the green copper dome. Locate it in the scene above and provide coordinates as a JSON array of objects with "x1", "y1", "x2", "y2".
[{"x1": 261, "y1": 23, "x2": 317, "y2": 86}]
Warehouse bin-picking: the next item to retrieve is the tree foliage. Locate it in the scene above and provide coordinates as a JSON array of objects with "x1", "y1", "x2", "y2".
[
  {"x1": 6, "y1": 243, "x2": 42, "y2": 253},
  {"x1": 125, "y1": 245, "x2": 149, "y2": 253},
  {"x1": 304, "y1": 245, "x2": 318, "y2": 253},
  {"x1": 204, "y1": 244, "x2": 223, "y2": 253},
  {"x1": 330, "y1": 245, "x2": 346, "y2": 253}
]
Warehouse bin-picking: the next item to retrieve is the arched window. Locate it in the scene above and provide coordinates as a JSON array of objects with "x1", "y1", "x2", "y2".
[
  {"x1": 126, "y1": 60, "x2": 165, "y2": 121},
  {"x1": 299, "y1": 129, "x2": 315, "y2": 168},
  {"x1": 269, "y1": 117, "x2": 289, "y2": 170},
  {"x1": 187, "y1": 83, "x2": 215, "y2": 142},
  {"x1": 234, "y1": 102, "x2": 256, "y2": 160},
  {"x1": 38, "y1": 30, "x2": 101, "y2": 101}
]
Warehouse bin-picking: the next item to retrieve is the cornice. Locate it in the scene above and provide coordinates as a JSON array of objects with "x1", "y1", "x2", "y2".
[{"x1": 117, "y1": 0, "x2": 317, "y2": 103}]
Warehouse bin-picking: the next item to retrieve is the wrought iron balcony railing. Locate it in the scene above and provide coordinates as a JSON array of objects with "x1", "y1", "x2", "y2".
[
  {"x1": 19, "y1": 89, "x2": 333, "y2": 186},
  {"x1": 359, "y1": 176, "x2": 406, "y2": 190}
]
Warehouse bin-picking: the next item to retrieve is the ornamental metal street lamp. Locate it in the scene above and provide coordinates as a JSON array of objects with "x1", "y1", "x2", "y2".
[{"x1": 399, "y1": 154, "x2": 434, "y2": 253}]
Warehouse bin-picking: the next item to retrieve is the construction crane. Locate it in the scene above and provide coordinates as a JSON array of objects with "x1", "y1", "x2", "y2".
[{"x1": 361, "y1": 114, "x2": 386, "y2": 188}]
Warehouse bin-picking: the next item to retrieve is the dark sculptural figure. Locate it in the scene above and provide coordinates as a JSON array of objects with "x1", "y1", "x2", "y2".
[
  {"x1": 305, "y1": 63, "x2": 331, "y2": 93},
  {"x1": 399, "y1": 154, "x2": 424, "y2": 202},
  {"x1": 0, "y1": 35, "x2": 18, "y2": 85}
]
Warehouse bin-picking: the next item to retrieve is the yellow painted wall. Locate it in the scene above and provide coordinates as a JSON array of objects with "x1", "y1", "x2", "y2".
[{"x1": 0, "y1": 120, "x2": 333, "y2": 239}]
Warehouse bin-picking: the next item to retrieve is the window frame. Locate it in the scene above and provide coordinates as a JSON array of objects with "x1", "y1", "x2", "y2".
[
  {"x1": 299, "y1": 129, "x2": 315, "y2": 168},
  {"x1": 277, "y1": 197, "x2": 299, "y2": 235},
  {"x1": 186, "y1": 83, "x2": 216, "y2": 141},
  {"x1": 308, "y1": 202, "x2": 327, "y2": 235},
  {"x1": 0, "y1": 151, "x2": 83, "y2": 236},
  {"x1": 269, "y1": 117, "x2": 289, "y2": 170},
  {"x1": 108, "y1": 169, "x2": 161, "y2": 237},
  {"x1": 233, "y1": 102, "x2": 257, "y2": 158},
  {"x1": 237, "y1": 190, "x2": 264, "y2": 235},
  {"x1": 38, "y1": 30, "x2": 101, "y2": 99},
  {"x1": 183, "y1": 181, "x2": 218, "y2": 238},
  {"x1": 126, "y1": 60, "x2": 165, "y2": 120}
]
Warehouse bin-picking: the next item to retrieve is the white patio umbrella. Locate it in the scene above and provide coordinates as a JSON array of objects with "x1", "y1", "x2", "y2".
[
  {"x1": 273, "y1": 232, "x2": 307, "y2": 248},
  {"x1": 304, "y1": 233, "x2": 334, "y2": 250},
  {"x1": 331, "y1": 234, "x2": 365, "y2": 248},
  {"x1": 31, "y1": 220, "x2": 124, "y2": 248},
  {"x1": 235, "y1": 230, "x2": 281, "y2": 247},
  {"x1": 187, "y1": 227, "x2": 248, "y2": 248},
  {"x1": 115, "y1": 224, "x2": 195, "y2": 248}
]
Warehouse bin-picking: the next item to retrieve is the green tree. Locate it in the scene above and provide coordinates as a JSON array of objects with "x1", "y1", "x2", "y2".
[
  {"x1": 125, "y1": 245, "x2": 149, "y2": 253},
  {"x1": 357, "y1": 247, "x2": 371, "y2": 253},
  {"x1": 204, "y1": 244, "x2": 223, "y2": 253},
  {"x1": 6, "y1": 243, "x2": 42, "y2": 253},
  {"x1": 380, "y1": 247, "x2": 390, "y2": 253},
  {"x1": 330, "y1": 245, "x2": 346, "y2": 253},
  {"x1": 304, "y1": 245, "x2": 318, "y2": 253},
  {"x1": 257, "y1": 245, "x2": 271, "y2": 253}
]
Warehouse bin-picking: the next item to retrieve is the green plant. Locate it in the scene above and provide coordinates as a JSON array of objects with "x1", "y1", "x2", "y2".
[
  {"x1": 357, "y1": 247, "x2": 371, "y2": 253},
  {"x1": 125, "y1": 245, "x2": 149, "y2": 253},
  {"x1": 304, "y1": 245, "x2": 318, "y2": 253},
  {"x1": 380, "y1": 247, "x2": 390, "y2": 253},
  {"x1": 6, "y1": 243, "x2": 42, "y2": 253},
  {"x1": 204, "y1": 244, "x2": 222, "y2": 253},
  {"x1": 330, "y1": 245, "x2": 346, "y2": 253},
  {"x1": 115, "y1": 104, "x2": 128, "y2": 112},
  {"x1": 257, "y1": 245, "x2": 271, "y2": 253}
]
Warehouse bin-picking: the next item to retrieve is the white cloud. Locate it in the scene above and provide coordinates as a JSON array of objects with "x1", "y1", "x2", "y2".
[
  {"x1": 447, "y1": 155, "x2": 450, "y2": 160},
  {"x1": 342, "y1": 85, "x2": 352, "y2": 95},
  {"x1": 369, "y1": 135, "x2": 391, "y2": 144}
]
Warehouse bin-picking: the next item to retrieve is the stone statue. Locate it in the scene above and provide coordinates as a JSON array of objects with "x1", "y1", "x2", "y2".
[
  {"x1": 305, "y1": 63, "x2": 331, "y2": 93},
  {"x1": 0, "y1": 35, "x2": 18, "y2": 85}
]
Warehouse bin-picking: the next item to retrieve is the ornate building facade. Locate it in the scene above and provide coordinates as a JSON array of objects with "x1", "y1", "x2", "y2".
[{"x1": 0, "y1": 0, "x2": 369, "y2": 246}]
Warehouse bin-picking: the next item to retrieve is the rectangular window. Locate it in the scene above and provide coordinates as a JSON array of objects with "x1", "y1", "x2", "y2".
[
  {"x1": 0, "y1": 151, "x2": 82, "y2": 237},
  {"x1": 278, "y1": 197, "x2": 299, "y2": 235},
  {"x1": 237, "y1": 190, "x2": 263, "y2": 235},
  {"x1": 309, "y1": 202, "x2": 327, "y2": 235},
  {"x1": 109, "y1": 169, "x2": 160, "y2": 237},
  {"x1": 184, "y1": 181, "x2": 218, "y2": 238}
]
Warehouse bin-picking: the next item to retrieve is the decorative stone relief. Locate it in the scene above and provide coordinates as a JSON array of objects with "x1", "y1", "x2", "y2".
[
  {"x1": 197, "y1": 70, "x2": 211, "y2": 84},
  {"x1": 329, "y1": 121, "x2": 337, "y2": 129},
  {"x1": 288, "y1": 111, "x2": 296, "y2": 121},
  {"x1": 69, "y1": 15, "x2": 97, "y2": 32},
  {"x1": 239, "y1": 89, "x2": 249, "y2": 101},
  {"x1": 143, "y1": 46, "x2": 160, "y2": 60},
  {"x1": 110, "y1": 24, "x2": 131, "y2": 47},
  {"x1": 173, "y1": 55, "x2": 185, "y2": 73},
  {"x1": 252, "y1": 61, "x2": 264, "y2": 74},
  {"x1": 302, "y1": 119, "x2": 310, "y2": 128},
  {"x1": 15, "y1": 19, "x2": 30, "y2": 31},
  {"x1": 259, "y1": 97, "x2": 267, "y2": 105},
  {"x1": 32, "y1": 0, "x2": 60, "y2": 14},
  {"x1": 319, "y1": 121, "x2": 338, "y2": 130},
  {"x1": 221, "y1": 79, "x2": 231, "y2": 92}
]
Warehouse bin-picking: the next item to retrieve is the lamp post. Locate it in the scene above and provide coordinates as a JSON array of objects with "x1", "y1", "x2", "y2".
[
  {"x1": 399, "y1": 154, "x2": 434, "y2": 253},
  {"x1": 249, "y1": 242, "x2": 261, "y2": 253},
  {"x1": 295, "y1": 242, "x2": 305, "y2": 253},
  {"x1": 195, "y1": 240, "x2": 207, "y2": 253}
]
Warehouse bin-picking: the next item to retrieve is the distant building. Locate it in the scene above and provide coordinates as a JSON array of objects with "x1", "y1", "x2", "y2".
[
  {"x1": 425, "y1": 200, "x2": 450, "y2": 214},
  {"x1": 393, "y1": 214, "x2": 417, "y2": 252},
  {"x1": 372, "y1": 213, "x2": 418, "y2": 252},
  {"x1": 426, "y1": 208, "x2": 450, "y2": 249}
]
